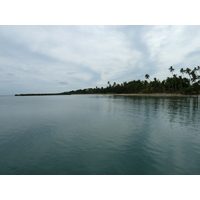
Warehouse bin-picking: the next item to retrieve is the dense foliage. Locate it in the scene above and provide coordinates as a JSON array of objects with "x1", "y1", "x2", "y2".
[
  {"x1": 15, "y1": 66, "x2": 200, "y2": 96},
  {"x1": 64, "y1": 66, "x2": 200, "y2": 95}
]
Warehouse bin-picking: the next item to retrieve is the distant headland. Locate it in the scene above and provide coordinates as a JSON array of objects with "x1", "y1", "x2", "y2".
[{"x1": 15, "y1": 92, "x2": 71, "y2": 96}]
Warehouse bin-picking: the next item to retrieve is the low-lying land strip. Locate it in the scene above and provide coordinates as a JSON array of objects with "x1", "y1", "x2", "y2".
[
  {"x1": 15, "y1": 93, "x2": 199, "y2": 97},
  {"x1": 15, "y1": 66, "x2": 200, "y2": 97}
]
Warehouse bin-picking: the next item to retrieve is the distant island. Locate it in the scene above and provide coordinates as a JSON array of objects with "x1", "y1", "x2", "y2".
[
  {"x1": 15, "y1": 92, "x2": 71, "y2": 96},
  {"x1": 15, "y1": 66, "x2": 200, "y2": 96}
]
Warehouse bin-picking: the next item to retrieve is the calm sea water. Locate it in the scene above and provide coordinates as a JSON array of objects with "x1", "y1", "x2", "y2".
[{"x1": 0, "y1": 95, "x2": 200, "y2": 175}]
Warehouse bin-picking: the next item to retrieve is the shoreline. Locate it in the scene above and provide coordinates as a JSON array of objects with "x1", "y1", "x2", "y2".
[
  {"x1": 111, "y1": 93, "x2": 200, "y2": 97},
  {"x1": 15, "y1": 93, "x2": 199, "y2": 97},
  {"x1": 75, "y1": 93, "x2": 200, "y2": 97}
]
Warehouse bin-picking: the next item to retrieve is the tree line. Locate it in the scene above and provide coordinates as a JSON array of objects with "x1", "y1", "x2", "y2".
[{"x1": 63, "y1": 66, "x2": 200, "y2": 95}]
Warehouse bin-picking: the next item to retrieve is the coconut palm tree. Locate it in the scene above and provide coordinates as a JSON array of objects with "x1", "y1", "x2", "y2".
[
  {"x1": 113, "y1": 82, "x2": 116, "y2": 87},
  {"x1": 173, "y1": 74, "x2": 178, "y2": 92},
  {"x1": 185, "y1": 68, "x2": 192, "y2": 79},
  {"x1": 197, "y1": 66, "x2": 200, "y2": 75},
  {"x1": 169, "y1": 66, "x2": 174, "y2": 76},
  {"x1": 191, "y1": 70, "x2": 198, "y2": 83},
  {"x1": 180, "y1": 68, "x2": 185, "y2": 78},
  {"x1": 145, "y1": 74, "x2": 151, "y2": 82}
]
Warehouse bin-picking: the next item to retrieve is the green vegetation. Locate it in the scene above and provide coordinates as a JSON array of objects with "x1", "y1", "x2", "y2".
[
  {"x1": 15, "y1": 92, "x2": 71, "y2": 96},
  {"x1": 64, "y1": 66, "x2": 200, "y2": 95},
  {"x1": 15, "y1": 66, "x2": 200, "y2": 96}
]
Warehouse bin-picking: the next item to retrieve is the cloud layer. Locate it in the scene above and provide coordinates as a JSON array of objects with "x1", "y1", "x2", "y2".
[{"x1": 1, "y1": 25, "x2": 200, "y2": 95}]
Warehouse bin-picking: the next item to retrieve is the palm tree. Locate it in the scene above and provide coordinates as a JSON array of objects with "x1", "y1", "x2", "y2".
[
  {"x1": 113, "y1": 82, "x2": 116, "y2": 87},
  {"x1": 185, "y1": 68, "x2": 191, "y2": 79},
  {"x1": 196, "y1": 66, "x2": 200, "y2": 85},
  {"x1": 145, "y1": 74, "x2": 151, "y2": 82},
  {"x1": 190, "y1": 70, "x2": 199, "y2": 96},
  {"x1": 197, "y1": 66, "x2": 200, "y2": 75},
  {"x1": 153, "y1": 77, "x2": 160, "y2": 92},
  {"x1": 180, "y1": 68, "x2": 185, "y2": 78},
  {"x1": 191, "y1": 70, "x2": 197, "y2": 83},
  {"x1": 169, "y1": 66, "x2": 174, "y2": 76},
  {"x1": 173, "y1": 74, "x2": 178, "y2": 92},
  {"x1": 178, "y1": 75, "x2": 183, "y2": 92},
  {"x1": 145, "y1": 74, "x2": 149, "y2": 79}
]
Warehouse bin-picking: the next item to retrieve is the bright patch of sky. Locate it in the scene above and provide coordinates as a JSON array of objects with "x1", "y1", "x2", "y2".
[{"x1": 1, "y1": 25, "x2": 200, "y2": 95}]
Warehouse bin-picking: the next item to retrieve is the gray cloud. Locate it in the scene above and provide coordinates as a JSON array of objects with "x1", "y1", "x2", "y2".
[
  {"x1": 1, "y1": 25, "x2": 200, "y2": 95},
  {"x1": 6, "y1": 73, "x2": 14, "y2": 76},
  {"x1": 59, "y1": 81, "x2": 68, "y2": 85}
]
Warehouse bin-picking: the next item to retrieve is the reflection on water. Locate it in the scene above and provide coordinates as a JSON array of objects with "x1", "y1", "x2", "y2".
[{"x1": 0, "y1": 95, "x2": 200, "y2": 174}]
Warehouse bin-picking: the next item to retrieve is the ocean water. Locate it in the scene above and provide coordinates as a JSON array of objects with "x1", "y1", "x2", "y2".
[{"x1": 0, "y1": 95, "x2": 200, "y2": 175}]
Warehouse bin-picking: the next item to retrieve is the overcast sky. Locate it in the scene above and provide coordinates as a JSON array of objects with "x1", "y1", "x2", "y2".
[{"x1": 1, "y1": 25, "x2": 200, "y2": 95}]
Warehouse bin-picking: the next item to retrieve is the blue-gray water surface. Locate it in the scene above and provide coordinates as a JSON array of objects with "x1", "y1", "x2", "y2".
[{"x1": 0, "y1": 95, "x2": 200, "y2": 175}]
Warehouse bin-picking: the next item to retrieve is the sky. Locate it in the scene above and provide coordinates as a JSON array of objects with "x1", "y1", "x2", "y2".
[
  {"x1": 1, "y1": 25, "x2": 200, "y2": 95},
  {"x1": 0, "y1": 1, "x2": 200, "y2": 198}
]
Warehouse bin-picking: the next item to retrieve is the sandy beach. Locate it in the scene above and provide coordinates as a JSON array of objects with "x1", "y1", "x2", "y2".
[{"x1": 112, "y1": 93, "x2": 200, "y2": 97}]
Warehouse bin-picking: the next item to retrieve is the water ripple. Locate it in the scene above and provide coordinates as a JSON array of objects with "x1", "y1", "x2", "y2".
[{"x1": 0, "y1": 95, "x2": 200, "y2": 174}]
